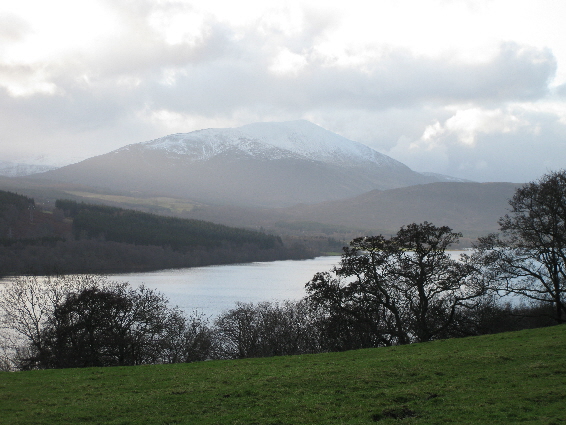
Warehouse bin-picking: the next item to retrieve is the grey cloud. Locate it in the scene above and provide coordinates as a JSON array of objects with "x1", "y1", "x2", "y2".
[
  {"x1": 0, "y1": 85, "x2": 158, "y2": 162},
  {"x1": 389, "y1": 110, "x2": 566, "y2": 183},
  {"x1": 2, "y1": 7, "x2": 556, "y2": 123},
  {"x1": 555, "y1": 83, "x2": 566, "y2": 97},
  {"x1": 293, "y1": 43, "x2": 556, "y2": 107},
  {"x1": 139, "y1": 40, "x2": 556, "y2": 115},
  {"x1": 0, "y1": 63, "x2": 41, "y2": 80},
  {"x1": 0, "y1": 13, "x2": 31, "y2": 42}
]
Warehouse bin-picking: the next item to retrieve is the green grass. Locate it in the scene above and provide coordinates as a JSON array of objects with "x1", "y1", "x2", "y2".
[{"x1": 1, "y1": 325, "x2": 565, "y2": 424}]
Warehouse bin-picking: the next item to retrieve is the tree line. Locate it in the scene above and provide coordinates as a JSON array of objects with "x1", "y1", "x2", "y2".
[
  {"x1": 1, "y1": 170, "x2": 565, "y2": 370},
  {"x1": 55, "y1": 200, "x2": 282, "y2": 250}
]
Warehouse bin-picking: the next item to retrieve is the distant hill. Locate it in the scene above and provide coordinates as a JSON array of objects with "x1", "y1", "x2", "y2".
[
  {"x1": 0, "y1": 177, "x2": 522, "y2": 242},
  {"x1": 275, "y1": 181, "x2": 521, "y2": 237},
  {"x1": 32, "y1": 121, "x2": 450, "y2": 207}
]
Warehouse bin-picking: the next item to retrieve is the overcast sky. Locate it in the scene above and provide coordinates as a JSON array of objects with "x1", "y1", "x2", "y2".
[{"x1": 1, "y1": 0, "x2": 565, "y2": 182}]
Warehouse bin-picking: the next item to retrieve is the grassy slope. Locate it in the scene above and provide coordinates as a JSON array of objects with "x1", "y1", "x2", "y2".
[{"x1": 1, "y1": 325, "x2": 565, "y2": 424}]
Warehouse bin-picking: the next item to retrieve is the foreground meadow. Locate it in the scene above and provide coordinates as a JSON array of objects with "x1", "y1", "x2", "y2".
[{"x1": 1, "y1": 325, "x2": 565, "y2": 424}]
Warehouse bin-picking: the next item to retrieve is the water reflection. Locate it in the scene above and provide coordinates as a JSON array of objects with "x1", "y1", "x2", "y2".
[{"x1": 107, "y1": 256, "x2": 341, "y2": 319}]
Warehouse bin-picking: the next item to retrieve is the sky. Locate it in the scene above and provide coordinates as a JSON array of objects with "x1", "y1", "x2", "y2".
[{"x1": 1, "y1": 0, "x2": 566, "y2": 182}]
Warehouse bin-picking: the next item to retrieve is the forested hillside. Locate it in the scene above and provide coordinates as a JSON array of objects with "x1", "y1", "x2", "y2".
[
  {"x1": 0, "y1": 190, "x2": 37, "y2": 240},
  {"x1": 0, "y1": 190, "x2": 71, "y2": 242},
  {"x1": 0, "y1": 193, "x2": 315, "y2": 276},
  {"x1": 56, "y1": 200, "x2": 282, "y2": 250}
]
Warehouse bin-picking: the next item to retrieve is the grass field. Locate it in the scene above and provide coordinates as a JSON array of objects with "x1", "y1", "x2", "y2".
[
  {"x1": 1, "y1": 325, "x2": 565, "y2": 424},
  {"x1": 64, "y1": 191, "x2": 199, "y2": 215}
]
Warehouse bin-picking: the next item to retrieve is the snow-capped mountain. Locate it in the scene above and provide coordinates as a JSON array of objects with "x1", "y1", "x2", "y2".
[
  {"x1": 34, "y1": 121, "x2": 445, "y2": 207},
  {"x1": 119, "y1": 120, "x2": 403, "y2": 168},
  {"x1": 0, "y1": 161, "x2": 58, "y2": 177}
]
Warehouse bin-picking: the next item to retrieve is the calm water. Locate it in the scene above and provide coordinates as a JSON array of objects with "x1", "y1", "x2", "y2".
[
  {"x1": 0, "y1": 252, "x2": 470, "y2": 320},
  {"x1": 108, "y1": 251, "x2": 469, "y2": 318},
  {"x1": 107, "y1": 256, "x2": 341, "y2": 319}
]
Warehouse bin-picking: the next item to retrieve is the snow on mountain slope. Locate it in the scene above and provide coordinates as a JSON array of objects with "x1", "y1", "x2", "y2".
[
  {"x1": 123, "y1": 120, "x2": 403, "y2": 168},
  {"x1": 0, "y1": 161, "x2": 58, "y2": 177}
]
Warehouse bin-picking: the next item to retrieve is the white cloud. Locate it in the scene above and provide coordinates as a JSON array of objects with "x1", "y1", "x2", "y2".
[
  {"x1": 0, "y1": 0, "x2": 565, "y2": 184},
  {"x1": 420, "y1": 108, "x2": 522, "y2": 147},
  {"x1": 269, "y1": 49, "x2": 308, "y2": 76},
  {"x1": 385, "y1": 102, "x2": 566, "y2": 182}
]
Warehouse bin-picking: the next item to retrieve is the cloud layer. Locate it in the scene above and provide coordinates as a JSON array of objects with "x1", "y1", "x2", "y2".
[{"x1": 1, "y1": 0, "x2": 565, "y2": 182}]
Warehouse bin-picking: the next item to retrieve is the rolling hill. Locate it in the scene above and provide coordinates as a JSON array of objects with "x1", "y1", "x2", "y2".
[
  {"x1": 275, "y1": 181, "x2": 521, "y2": 236},
  {"x1": 1, "y1": 325, "x2": 564, "y2": 424}
]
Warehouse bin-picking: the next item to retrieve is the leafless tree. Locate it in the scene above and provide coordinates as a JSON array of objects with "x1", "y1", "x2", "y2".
[
  {"x1": 213, "y1": 300, "x2": 321, "y2": 359},
  {"x1": 0, "y1": 275, "x2": 110, "y2": 368},
  {"x1": 475, "y1": 170, "x2": 566, "y2": 323},
  {"x1": 307, "y1": 222, "x2": 486, "y2": 345}
]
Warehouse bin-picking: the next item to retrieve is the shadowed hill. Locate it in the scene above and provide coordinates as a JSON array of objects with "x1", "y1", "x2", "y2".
[
  {"x1": 181, "y1": 182, "x2": 522, "y2": 238},
  {"x1": 276, "y1": 182, "x2": 521, "y2": 236}
]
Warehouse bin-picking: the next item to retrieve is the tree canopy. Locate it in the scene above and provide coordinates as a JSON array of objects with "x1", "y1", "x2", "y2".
[
  {"x1": 307, "y1": 222, "x2": 485, "y2": 346},
  {"x1": 476, "y1": 170, "x2": 566, "y2": 323}
]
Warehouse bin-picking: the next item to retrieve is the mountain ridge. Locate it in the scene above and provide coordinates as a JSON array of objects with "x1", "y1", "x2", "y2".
[
  {"x1": 127, "y1": 120, "x2": 404, "y2": 168},
  {"x1": 32, "y1": 120, "x2": 449, "y2": 207}
]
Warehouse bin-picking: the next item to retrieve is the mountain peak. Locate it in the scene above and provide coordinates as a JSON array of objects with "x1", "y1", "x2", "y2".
[
  {"x1": 129, "y1": 120, "x2": 404, "y2": 168},
  {"x1": 35, "y1": 120, "x2": 441, "y2": 207}
]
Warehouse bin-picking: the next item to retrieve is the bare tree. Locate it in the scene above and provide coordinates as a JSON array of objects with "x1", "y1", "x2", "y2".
[
  {"x1": 475, "y1": 170, "x2": 566, "y2": 323},
  {"x1": 0, "y1": 275, "x2": 110, "y2": 367},
  {"x1": 161, "y1": 310, "x2": 214, "y2": 363},
  {"x1": 0, "y1": 275, "x2": 211, "y2": 369},
  {"x1": 307, "y1": 222, "x2": 485, "y2": 345},
  {"x1": 22, "y1": 284, "x2": 190, "y2": 369},
  {"x1": 213, "y1": 300, "x2": 321, "y2": 359}
]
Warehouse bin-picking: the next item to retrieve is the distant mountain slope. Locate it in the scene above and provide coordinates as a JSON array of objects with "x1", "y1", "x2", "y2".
[
  {"x1": 418, "y1": 172, "x2": 473, "y2": 183},
  {"x1": 174, "y1": 181, "x2": 521, "y2": 239},
  {"x1": 0, "y1": 161, "x2": 57, "y2": 177},
  {"x1": 274, "y1": 181, "x2": 521, "y2": 236},
  {"x1": 33, "y1": 121, "x2": 444, "y2": 207}
]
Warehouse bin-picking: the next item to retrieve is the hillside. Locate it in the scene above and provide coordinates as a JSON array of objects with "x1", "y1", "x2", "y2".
[
  {"x1": 32, "y1": 121, "x2": 444, "y2": 207},
  {"x1": 275, "y1": 181, "x2": 522, "y2": 237},
  {"x1": 1, "y1": 325, "x2": 564, "y2": 424},
  {"x1": 0, "y1": 190, "x2": 71, "y2": 241},
  {"x1": 0, "y1": 194, "x2": 315, "y2": 276},
  {"x1": 56, "y1": 200, "x2": 282, "y2": 251},
  {"x1": 177, "y1": 181, "x2": 521, "y2": 241}
]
